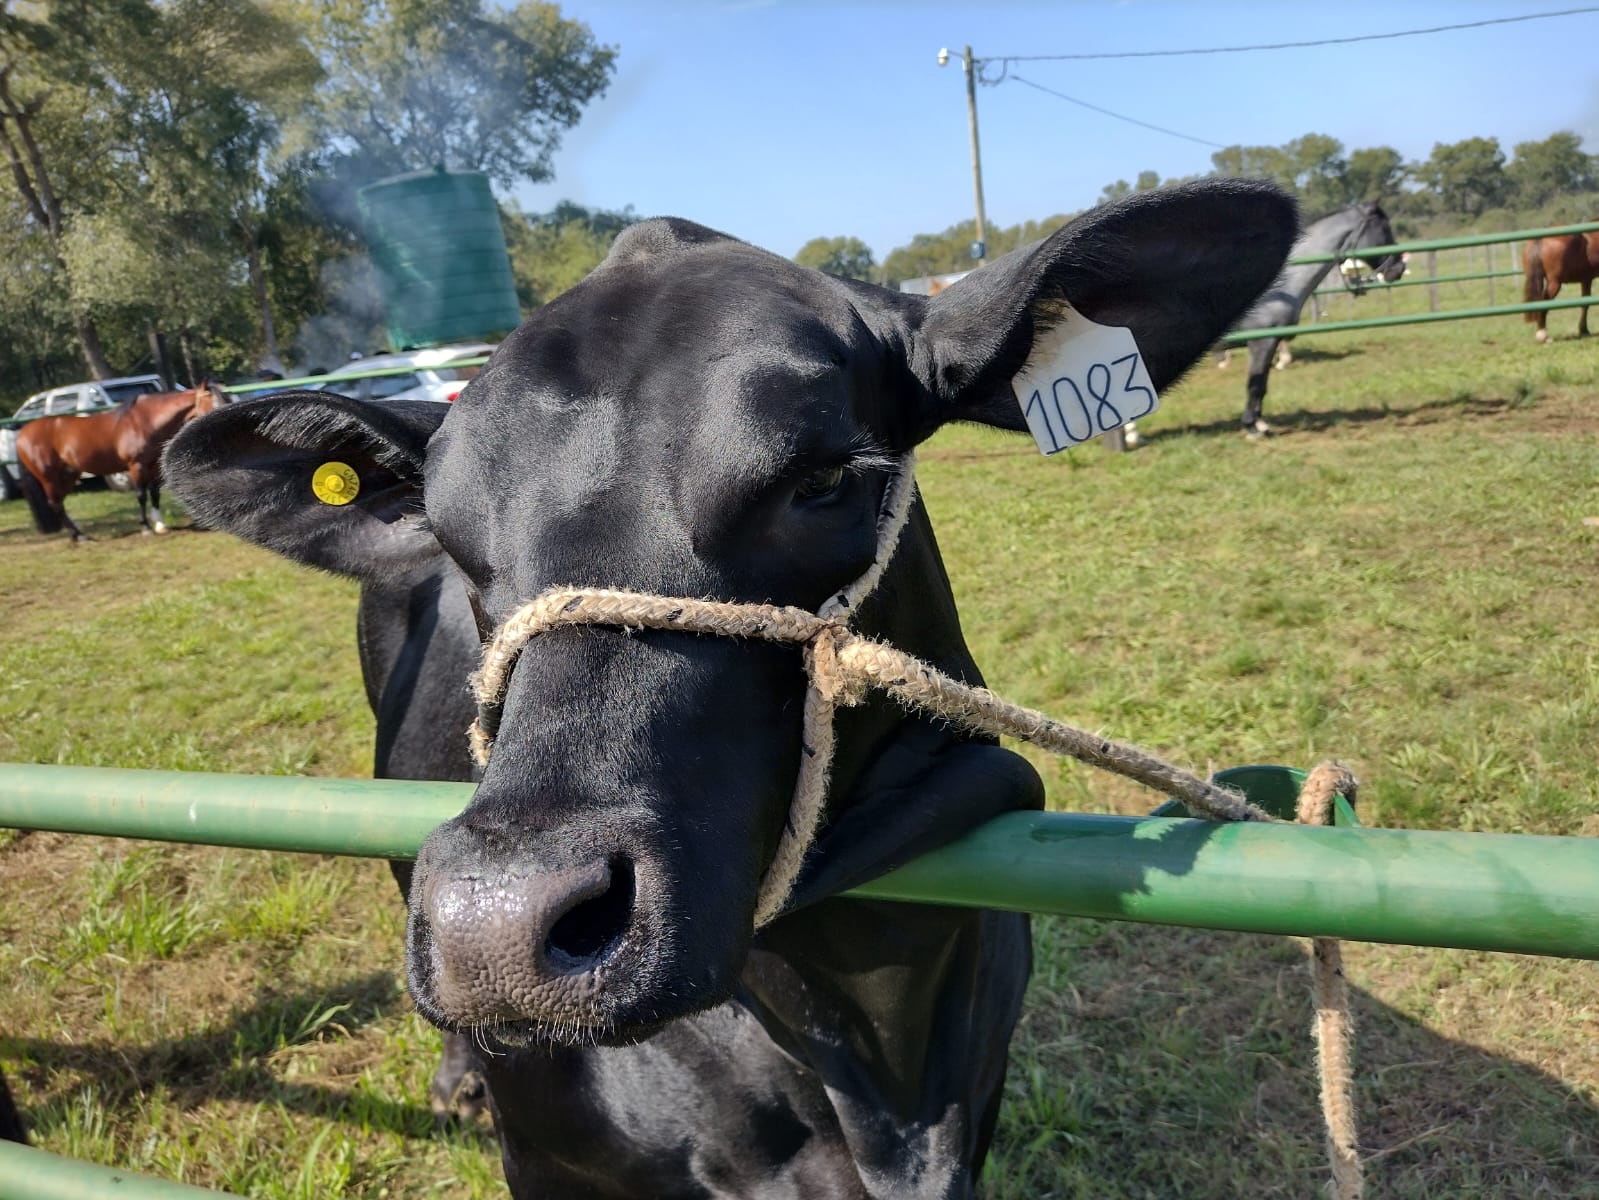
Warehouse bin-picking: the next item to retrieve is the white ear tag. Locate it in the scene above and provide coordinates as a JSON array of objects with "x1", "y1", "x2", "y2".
[{"x1": 1010, "y1": 306, "x2": 1160, "y2": 455}]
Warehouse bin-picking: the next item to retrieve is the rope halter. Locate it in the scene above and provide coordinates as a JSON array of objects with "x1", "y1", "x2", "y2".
[
  {"x1": 463, "y1": 452, "x2": 1361, "y2": 1197},
  {"x1": 467, "y1": 452, "x2": 1267, "y2": 926}
]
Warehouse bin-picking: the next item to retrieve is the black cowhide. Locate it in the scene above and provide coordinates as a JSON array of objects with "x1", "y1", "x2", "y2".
[{"x1": 166, "y1": 179, "x2": 1296, "y2": 1199}]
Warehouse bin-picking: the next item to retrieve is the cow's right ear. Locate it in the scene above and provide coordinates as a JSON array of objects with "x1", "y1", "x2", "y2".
[{"x1": 164, "y1": 392, "x2": 446, "y2": 582}]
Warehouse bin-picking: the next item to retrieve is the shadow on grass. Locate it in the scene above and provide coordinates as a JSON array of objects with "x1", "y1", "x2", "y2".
[
  {"x1": 988, "y1": 920, "x2": 1599, "y2": 1199},
  {"x1": 3, "y1": 930, "x2": 1594, "y2": 1195},
  {"x1": 3, "y1": 970, "x2": 488, "y2": 1148},
  {"x1": 0, "y1": 514, "x2": 207, "y2": 548},
  {"x1": 1217, "y1": 343, "x2": 1367, "y2": 366},
  {"x1": 1143, "y1": 390, "x2": 1514, "y2": 445}
]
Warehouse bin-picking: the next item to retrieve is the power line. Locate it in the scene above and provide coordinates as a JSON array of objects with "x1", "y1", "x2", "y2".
[
  {"x1": 1007, "y1": 74, "x2": 1227, "y2": 149},
  {"x1": 987, "y1": 6, "x2": 1599, "y2": 63}
]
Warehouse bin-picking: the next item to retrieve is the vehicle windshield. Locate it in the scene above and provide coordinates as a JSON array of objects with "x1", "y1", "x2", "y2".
[
  {"x1": 103, "y1": 381, "x2": 160, "y2": 406},
  {"x1": 430, "y1": 365, "x2": 482, "y2": 383}
]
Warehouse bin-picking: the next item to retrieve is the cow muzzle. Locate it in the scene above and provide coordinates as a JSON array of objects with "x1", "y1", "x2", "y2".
[{"x1": 408, "y1": 821, "x2": 650, "y2": 1041}]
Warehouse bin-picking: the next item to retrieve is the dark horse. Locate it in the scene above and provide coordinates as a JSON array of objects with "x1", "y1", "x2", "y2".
[
  {"x1": 1524, "y1": 228, "x2": 1599, "y2": 342},
  {"x1": 17, "y1": 382, "x2": 228, "y2": 541},
  {"x1": 1235, "y1": 200, "x2": 1405, "y2": 435}
]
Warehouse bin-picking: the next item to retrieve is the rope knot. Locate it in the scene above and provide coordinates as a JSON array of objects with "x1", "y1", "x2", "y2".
[{"x1": 807, "y1": 623, "x2": 868, "y2": 708}]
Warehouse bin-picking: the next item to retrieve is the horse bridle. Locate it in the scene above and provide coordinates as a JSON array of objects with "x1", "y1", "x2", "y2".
[{"x1": 1333, "y1": 206, "x2": 1400, "y2": 297}]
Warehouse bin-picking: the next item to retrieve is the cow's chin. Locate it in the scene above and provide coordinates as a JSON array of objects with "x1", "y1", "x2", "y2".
[{"x1": 470, "y1": 1011, "x2": 679, "y2": 1052}]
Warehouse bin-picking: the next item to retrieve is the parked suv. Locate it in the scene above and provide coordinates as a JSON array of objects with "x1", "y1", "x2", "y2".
[
  {"x1": 0, "y1": 375, "x2": 165, "y2": 499},
  {"x1": 303, "y1": 344, "x2": 493, "y2": 404}
]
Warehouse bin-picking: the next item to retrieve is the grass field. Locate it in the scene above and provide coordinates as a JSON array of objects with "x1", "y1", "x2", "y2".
[{"x1": 2, "y1": 307, "x2": 1598, "y2": 1198}]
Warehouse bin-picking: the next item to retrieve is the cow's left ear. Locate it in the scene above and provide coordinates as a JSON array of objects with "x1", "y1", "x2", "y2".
[
  {"x1": 909, "y1": 179, "x2": 1297, "y2": 435},
  {"x1": 164, "y1": 393, "x2": 446, "y2": 583}
]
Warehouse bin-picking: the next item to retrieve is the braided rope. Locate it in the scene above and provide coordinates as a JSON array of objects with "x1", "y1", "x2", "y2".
[
  {"x1": 1297, "y1": 762, "x2": 1364, "y2": 1200},
  {"x1": 464, "y1": 456, "x2": 1356, "y2": 1195}
]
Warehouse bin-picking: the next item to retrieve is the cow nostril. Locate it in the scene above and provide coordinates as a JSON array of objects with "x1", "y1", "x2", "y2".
[{"x1": 545, "y1": 857, "x2": 635, "y2": 971}]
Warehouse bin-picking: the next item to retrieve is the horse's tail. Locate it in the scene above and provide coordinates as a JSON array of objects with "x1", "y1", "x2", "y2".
[
  {"x1": 17, "y1": 466, "x2": 62, "y2": 534},
  {"x1": 1524, "y1": 241, "x2": 1549, "y2": 320}
]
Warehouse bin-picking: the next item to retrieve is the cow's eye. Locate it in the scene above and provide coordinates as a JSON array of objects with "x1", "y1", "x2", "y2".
[{"x1": 794, "y1": 465, "x2": 846, "y2": 501}]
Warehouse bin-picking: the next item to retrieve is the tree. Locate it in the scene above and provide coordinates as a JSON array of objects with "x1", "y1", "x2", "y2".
[
  {"x1": 1210, "y1": 143, "x2": 1294, "y2": 192},
  {"x1": 0, "y1": 0, "x2": 318, "y2": 380},
  {"x1": 1507, "y1": 131, "x2": 1595, "y2": 207},
  {"x1": 1413, "y1": 137, "x2": 1509, "y2": 216},
  {"x1": 0, "y1": 0, "x2": 140, "y2": 377},
  {"x1": 880, "y1": 213, "x2": 1074, "y2": 287},
  {"x1": 1098, "y1": 171, "x2": 1159, "y2": 206},
  {"x1": 1283, "y1": 133, "x2": 1348, "y2": 214},
  {"x1": 287, "y1": 0, "x2": 617, "y2": 192},
  {"x1": 504, "y1": 201, "x2": 635, "y2": 308},
  {"x1": 1345, "y1": 146, "x2": 1406, "y2": 201},
  {"x1": 794, "y1": 236, "x2": 875, "y2": 280}
]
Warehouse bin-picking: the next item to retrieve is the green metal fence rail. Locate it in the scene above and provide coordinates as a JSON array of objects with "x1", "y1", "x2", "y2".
[
  {"x1": 1358, "y1": 266, "x2": 1521, "y2": 290},
  {"x1": 3, "y1": 761, "x2": 1598, "y2": 1197},
  {"x1": 0, "y1": 1141, "x2": 243, "y2": 1199},
  {"x1": 2, "y1": 763, "x2": 1596, "y2": 959},
  {"x1": 1218, "y1": 217, "x2": 1599, "y2": 342},
  {"x1": 1284, "y1": 219, "x2": 1599, "y2": 266},
  {"x1": 1223, "y1": 293, "x2": 1599, "y2": 343}
]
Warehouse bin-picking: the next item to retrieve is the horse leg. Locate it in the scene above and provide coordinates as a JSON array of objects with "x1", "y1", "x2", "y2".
[
  {"x1": 61, "y1": 503, "x2": 87, "y2": 542},
  {"x1": 1242, "y1": 339, "x2": 1275, "y2": 436},
  {"x1": 49, "y1": 473, "x2": 89, "y2": 542},
  {"x1": 1274, "y1": 339, "x2": 1293, "y2": 370},
  {"x1": 127, "y1": 463, "x2": 154, "y2": 534},
  {"x1": 149, "y1": 479, "x2": 167, "y2": 534},
  {"x1": 1580, "y1": 280, "x2": 1591, "y2": 338}
]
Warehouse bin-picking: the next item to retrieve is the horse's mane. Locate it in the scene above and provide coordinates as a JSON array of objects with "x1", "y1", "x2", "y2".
[{"x1": 1303, "y1": 199, "x2": 1387, "y2": 226}]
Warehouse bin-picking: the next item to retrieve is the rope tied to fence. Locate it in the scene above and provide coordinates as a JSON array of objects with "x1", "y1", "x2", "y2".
[
  {"x1": 1297, "y1": 762, "x2": 1363, "y2": 1200},
  {"x1": 467, "y1": 452, "x2": 1358, "y2": 1195}
]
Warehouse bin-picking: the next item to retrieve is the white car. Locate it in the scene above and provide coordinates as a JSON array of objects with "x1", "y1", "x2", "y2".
[
  {"x1": 1, "y1": 374, "x2": 166, "y2": 498},
  {"x1": 304, "y1": 344, "x2": 494, "y2": 405}
]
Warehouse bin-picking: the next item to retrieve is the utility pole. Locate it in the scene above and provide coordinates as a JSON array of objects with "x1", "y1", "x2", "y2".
[
  {"x1": 962, "y1": 45, "x2": 988, "y2": 265},
  {"x1": 941, "y1": 46, "x2": 989, "y2": 266}
]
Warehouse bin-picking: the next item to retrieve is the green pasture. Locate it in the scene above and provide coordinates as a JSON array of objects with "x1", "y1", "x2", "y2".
[{"x1": 1, "y1": 309, "x2": 1598, "y2": 1198}]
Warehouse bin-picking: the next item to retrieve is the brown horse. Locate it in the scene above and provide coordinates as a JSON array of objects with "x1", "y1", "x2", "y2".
[
  {"x1": 16, "y1": 382, "x2": 230, "y2": 541},
  {"x1": 1524, "y1": 229, "x2": 1599, "y2": 342}
]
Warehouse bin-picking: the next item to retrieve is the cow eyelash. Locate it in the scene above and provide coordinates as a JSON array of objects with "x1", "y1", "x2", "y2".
[{"x1": 842, "y1": 451, "x2": 898, "y2": 475}]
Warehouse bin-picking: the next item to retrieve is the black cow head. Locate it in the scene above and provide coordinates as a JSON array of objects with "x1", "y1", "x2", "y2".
[{"x1": 167, "y1": 180, "x2": 1296, "y2": 1048}]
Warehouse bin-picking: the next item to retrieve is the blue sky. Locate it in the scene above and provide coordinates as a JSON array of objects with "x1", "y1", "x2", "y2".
[{"x1": 513, "y1": 2, "x2": 1599, "y2": 261}]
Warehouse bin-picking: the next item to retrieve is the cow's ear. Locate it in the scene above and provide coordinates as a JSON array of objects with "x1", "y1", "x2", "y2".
[
  {"x1": 910, "y1": 179, "x2": 1297, "y2": 435},
  {"x1": 164, "y1": 393, "x2": 446, "y2": 582}
]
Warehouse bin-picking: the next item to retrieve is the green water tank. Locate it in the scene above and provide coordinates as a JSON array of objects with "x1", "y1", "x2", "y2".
[{"x1": 357, "y1": 168, "x2": 523, "y2": 350}]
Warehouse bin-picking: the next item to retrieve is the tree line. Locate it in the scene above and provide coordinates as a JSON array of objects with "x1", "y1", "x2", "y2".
[
  {"x1": 801, "y1": 129, "x2": 1598, "y2": 288},
  {"x1": 0, "y1": 0, "x2": 616, "y2": 403}
]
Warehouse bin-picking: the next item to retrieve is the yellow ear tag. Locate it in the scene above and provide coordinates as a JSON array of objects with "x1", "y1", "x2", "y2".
[{"x1": 312, "y1": 461, "x2": 360, "y2": 506}]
